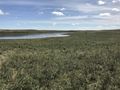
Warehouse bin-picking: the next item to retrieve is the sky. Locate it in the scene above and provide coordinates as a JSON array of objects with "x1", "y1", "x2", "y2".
[{"x1": 0, "y1": 0, "x2": 120, "y2": 30}]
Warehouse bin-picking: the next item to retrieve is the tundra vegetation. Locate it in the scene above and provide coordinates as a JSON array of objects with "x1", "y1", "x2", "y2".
[{"x1": 0, "y1": 30, "x2": 120, "y2": 90}]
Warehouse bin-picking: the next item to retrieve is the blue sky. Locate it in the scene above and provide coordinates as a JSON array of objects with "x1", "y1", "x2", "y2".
[{"x1": 0, "y1": 0, "x2": 120, "y2": 30}]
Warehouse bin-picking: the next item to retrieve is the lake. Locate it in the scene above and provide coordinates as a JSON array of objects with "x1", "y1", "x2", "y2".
[{"x1": 0, "y1": 32, "x2": 69, "y2": 40}]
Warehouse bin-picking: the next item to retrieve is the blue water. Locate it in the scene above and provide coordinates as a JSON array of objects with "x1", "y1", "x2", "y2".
[{"x1": 0, "y1": 33, "x2": 69, "y2": 40}]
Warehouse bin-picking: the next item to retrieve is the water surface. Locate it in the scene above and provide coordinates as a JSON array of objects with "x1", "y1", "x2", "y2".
[{"x1": 0, "y1": 33, "x2": 69, "y2": 40}]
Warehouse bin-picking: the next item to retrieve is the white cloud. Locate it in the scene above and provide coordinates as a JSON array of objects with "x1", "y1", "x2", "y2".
[
  {"x1": 112, "y1": 0, "x2": 120, "y2": 3},
  {"x1": 0, "y1": 9, "x2": 4, "y2": 15},
  {"x1": 0, "y1": 9, "x2": 8, "y2": 16},
  {"x1": 56, "y1": 16, "x2": 88, "y2": 21},
  {"x1": 52, "y1": 22, "x2": 57, "y2": 26},
  {"x1": 72, "y1": 23, "x2": 79, "y2": 26},
  {"x1": 99, "y1": 13, "x2": 111, "y2": 17},
  {"x1": 53, "y1": 14, "x2": 120, "y2": 25},
  {"x1": 60, "y1": 8, "x2": 66, "y2": 11},
  {"x1": 52, "y1": 11, "x2": 64, "y2": 16},
  {"x1": 112, "y1": 8, "x2": 120, "y2": 12},
  {"x1": 98, "y1": 0, "x2": 106, "y2": 5},
  {"x1": 112, "y1": 0, "x2": 117, "y2": 3},
  {"x1": 64, "y1": 3, "x2": 112, "y2": 13}
]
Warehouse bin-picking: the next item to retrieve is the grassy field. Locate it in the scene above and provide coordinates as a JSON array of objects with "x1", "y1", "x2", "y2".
[{"x1": 0, "y1": 30, "x2": 120, "y2": 90}]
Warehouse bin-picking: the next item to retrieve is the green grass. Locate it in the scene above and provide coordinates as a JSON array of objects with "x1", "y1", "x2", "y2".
[{"x1": 0, "y1": 30, "x2": 120, "y2": 90}]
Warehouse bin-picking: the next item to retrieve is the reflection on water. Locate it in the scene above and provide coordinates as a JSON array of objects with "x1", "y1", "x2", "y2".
[{"x1": 0, "y1": 33, "x2": 69, "y2": 40}]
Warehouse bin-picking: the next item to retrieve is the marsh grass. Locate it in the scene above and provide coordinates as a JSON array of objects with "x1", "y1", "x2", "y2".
[{"x1": 0, "y1": 30, "x2": 120, "y2": 90}]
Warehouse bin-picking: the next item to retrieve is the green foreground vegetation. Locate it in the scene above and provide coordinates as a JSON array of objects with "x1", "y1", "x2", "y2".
[{"x1": 0, "y1": 30, "x2": 120, "y2": 90}]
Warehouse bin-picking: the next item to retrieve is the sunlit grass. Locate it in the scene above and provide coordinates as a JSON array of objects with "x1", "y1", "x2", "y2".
[{"x1": 0, "y1": 30, "x2": 120, "y2": 90}]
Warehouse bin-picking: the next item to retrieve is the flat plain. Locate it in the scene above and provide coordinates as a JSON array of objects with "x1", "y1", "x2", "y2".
[{"x1": 0, "y1": 30, "x2": 120, "y2": 90}]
